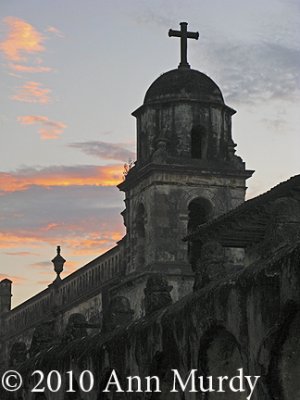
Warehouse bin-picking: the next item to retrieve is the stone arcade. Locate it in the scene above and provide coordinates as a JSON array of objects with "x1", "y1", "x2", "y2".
[{"x1": 0, "y1": 23, "x2": 300, "y2": 400}]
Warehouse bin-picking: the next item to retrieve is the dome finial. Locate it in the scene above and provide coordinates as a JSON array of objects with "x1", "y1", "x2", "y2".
[{"x1": 168, "y1": 22, "x2": 199, "y2": 69}]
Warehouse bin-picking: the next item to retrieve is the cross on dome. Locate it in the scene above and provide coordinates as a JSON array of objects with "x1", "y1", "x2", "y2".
[{"x1": 168, "y1": 22, "x2": 199, "y2": 69}]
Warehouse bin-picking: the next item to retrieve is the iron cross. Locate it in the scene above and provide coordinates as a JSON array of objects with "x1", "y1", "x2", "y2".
[{"x1": 168, "y1": 22, "x2": 199, "y2": 69}]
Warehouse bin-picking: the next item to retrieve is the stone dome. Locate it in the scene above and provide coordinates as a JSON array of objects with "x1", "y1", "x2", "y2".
[{"x1": 144, "y1": 68, "x2": 224, "y2": 105}]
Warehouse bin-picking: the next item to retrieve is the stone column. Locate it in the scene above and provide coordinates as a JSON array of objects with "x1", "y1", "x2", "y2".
[
  {"x1": 194, "y1": 240, "x2": 225, "y2": 291},
  {"x1": 144, "y1": 274, "x2": 173, "y2": 315}
]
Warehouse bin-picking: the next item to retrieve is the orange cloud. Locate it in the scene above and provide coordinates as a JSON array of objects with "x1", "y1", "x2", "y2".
[
  {"x1": 18, "y1": 115, "x2": 66, "y2": 139},
  {"x1": 0, "y1": 229, "x2": 123, "y2": 259},
  {"x1": 0, "y1": 165, "x2": 123, "y2": 192},
  {"x1": 61, "y1": 231, "x2": 123, "y2": 256},
  {"x1": 0, "y1": 16, "x2": 45, "y2": 62},
  {"x1": 9, "y1": 63, "x2": 52, "y2": 73},
  {"x1": 0, "y1": 232, "x2": 41, "y2": 249},
  {"x1": 13, "y1": 81, "x2": 51, "y2": 104}
]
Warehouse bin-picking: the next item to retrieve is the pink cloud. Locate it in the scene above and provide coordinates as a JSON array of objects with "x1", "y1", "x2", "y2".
[
  {"x1": 18, "y1": 115, "x2": 66, "y2": 139},
  {"x1": 0, "y1": 164, "x2": 123, "y2": 192},
  {"x1": 12, "y1": 81, "x2": 51, "y2": 104},
  {"x1": 0, "y1": 229, "x2": 123, "y2": 258},
  {"x1": 9, "y1": 63, "x2": 52, "y2": 73},
  {"x1": 0, "y1": 16, "x2": 45, "y2": 62}
]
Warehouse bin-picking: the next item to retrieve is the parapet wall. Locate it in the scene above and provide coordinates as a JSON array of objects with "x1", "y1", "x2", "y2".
[
  {"x1": 0, "y1": 242, "x2": 125, "y2": 362},
  {"x1": 4, "y1": 244, "x2": 300, "y2": 400}
]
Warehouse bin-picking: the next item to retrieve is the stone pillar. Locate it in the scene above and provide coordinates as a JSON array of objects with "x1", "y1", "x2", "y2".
[
  {"x1": 0, "y1": 279, "x2": 12, "y2": 314},
  {"x1": 262, "y1": 197, "x2": 300, "y2": 257},
  {"x1": 103, "y1": 296, "x2": 134, "y2": 332},
  {"x1": 9, "y1": 341, "x2": 27, "y2": 367},
  {"x1": 144, "y1": 274, "x2": 173, "y2": 315},
  {"x1": 62, "y1": 313, "x2": 88, "y2": 344},
  {"x1": 0, "y1": 279, "x2": 11, "y2": 372},
  {"x1": 194, "y1": 240, "x2": 225, "y2": 291},
  {"x1": 29, "y1": 319, "x2": 57, "y2": 357}
]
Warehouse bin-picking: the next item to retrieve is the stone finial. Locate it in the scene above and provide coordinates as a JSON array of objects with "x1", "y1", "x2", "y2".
[
  {"x1": 51, "y1": 245, "x2": 66, "y2": 282},
  {"x1": 194, "y1": 240, "x2": 225, "y2": 291},
  {"x1": 144, "y1": 274, "x2": 173, "y2": 315},
  {"x1": 227, "y1": 138, "x2": 244, "y2": 169}
]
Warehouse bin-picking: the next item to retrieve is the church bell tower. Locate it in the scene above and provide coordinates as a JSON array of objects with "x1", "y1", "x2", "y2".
[{"x1": 118, "y1": 23, "x2": 253, "y2": 298}]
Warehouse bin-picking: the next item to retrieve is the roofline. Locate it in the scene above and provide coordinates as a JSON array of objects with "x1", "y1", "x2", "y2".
[
  {"x1": 9, "y1": 241, "x2": 125, "y2": 314},
  {"x1": 184, "y1": 174, "x2": 300, "y2": 242},
  {"x1": 132, "y1": 100, "x2": 236, "y2": 117}
]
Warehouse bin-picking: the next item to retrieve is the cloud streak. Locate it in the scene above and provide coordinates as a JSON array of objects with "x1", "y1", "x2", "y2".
[
  {"x1": 0, "y1": 228, "x2": 123, "y2": 256},
  {"x1": 0, "y1": 165, "x2": 123, "y2": 193},
  {"x1": 0, "y1": 185, "x2": 124, "y2": 258},
  {"x1": 0, "y1": 232, "x2": 41, "y2": 249},
  {"x1": 18, "y1": 115, "x2": 66, "y2": 139},
  {"x1": 201, "y1": 40, "x2": 300, "y2": 105},
  {"x1": 46, "y1": 26, "x2": 64, "y2": 38},
  {"x1": 0, "y1": 17, "x2": 55, "y2": 76},
  {"x1": 4, "y1": 251, "x2": 40, "y2": 256},
  {"x1": 69, "y1": 141, "x2": 135, "y2": 162},
  {"x1": 12, "y1": 81, "x2": 51, "y2": 104},
  {"x1": 9, "y1": 64, "x2": 52, "y2": 73},
  {"x1": 0, "y1": 273, "x2": 26, "y2": 285}
]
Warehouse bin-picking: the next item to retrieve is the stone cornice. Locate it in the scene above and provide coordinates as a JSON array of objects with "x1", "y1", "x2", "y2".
[{"x1": 118, "y1": 162, "x2": 254, "y2": 191}]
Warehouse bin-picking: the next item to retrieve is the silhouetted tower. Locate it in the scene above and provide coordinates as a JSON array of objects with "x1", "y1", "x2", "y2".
[{"x1": 118, "y1": 23, "x2": 253, "y2": 297}]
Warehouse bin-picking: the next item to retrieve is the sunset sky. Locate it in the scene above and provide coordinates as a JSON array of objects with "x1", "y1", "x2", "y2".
[{"x1": 0, "y1": 0, "x2": 299, "y2": 307}]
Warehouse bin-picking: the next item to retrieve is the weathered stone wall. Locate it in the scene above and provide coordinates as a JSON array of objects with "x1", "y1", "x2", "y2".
[
  {"x1": 111, "y1": 271, "x2": 194, "y2": 319},
  {"x1": 124, "y1": 170, "x2": 247, "y2": 273},
  {"x1": 135, "y1": 101, "x2": 234, "y2": 164},
  {"x1": 0, "y1": 244, "x2": 124, "y2": 364},
  {"x1": 7, "y1": 245, "x2": 299, "y2": 400}
]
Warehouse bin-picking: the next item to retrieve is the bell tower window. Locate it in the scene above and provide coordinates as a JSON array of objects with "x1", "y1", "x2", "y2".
[
  {"x1": 188, "y1": 197, "x2": 212, "y2": 232},
  {"x1": 191, "y1": 125, "x2": 205, "y2": 159}
]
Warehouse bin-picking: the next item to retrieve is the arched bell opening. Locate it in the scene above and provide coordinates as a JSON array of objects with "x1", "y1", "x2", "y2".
[
  {"x1": 191, "y1": 125, "x2": 206, "y2": 159},
  {"x1": 187, "y1": 197, "x2": 213, "y2": 232}
]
